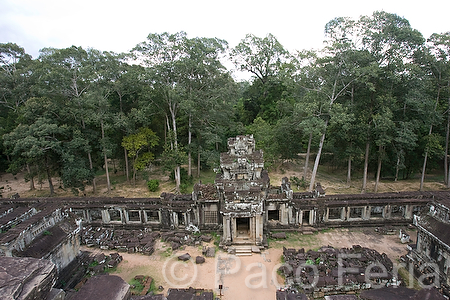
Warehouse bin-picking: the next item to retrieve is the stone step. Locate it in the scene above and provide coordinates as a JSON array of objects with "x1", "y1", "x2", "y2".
[
  {"x1": 235, "y1": 246, "x2": 252, "y2": 253},
  {"x1": 236, "y1": 252, "x2": 253, "y2": 256}
]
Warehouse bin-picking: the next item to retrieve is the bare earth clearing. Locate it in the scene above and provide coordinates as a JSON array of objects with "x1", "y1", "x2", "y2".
[{"x1": 83, "y1": 227, "x2": 416, "y2": 300}]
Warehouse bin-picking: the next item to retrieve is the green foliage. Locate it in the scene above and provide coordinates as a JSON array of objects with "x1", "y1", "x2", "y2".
[
  {"x1": 290, "y1": 176, "x2": 307, "y2": 189},
  {"x1": 128, "y1": 278, "x2": 145, "y2": 294},
  {"x1": 43, "y1": 230, "x2": 52, "y2": 236},
  {"x1": 147, "y1": 179, "x2": 159, "y2": 192}
]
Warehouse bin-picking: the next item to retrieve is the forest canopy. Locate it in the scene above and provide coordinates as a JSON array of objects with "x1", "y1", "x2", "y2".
[{"x1": 1, "y1": 11, "x2": 449, "y2": 195}]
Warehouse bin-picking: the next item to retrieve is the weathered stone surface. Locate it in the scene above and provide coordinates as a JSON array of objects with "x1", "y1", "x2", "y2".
[
  {"x1": 178, "y1": 253, "x2": 191, "y2": 261},
  {"x1": 272, "y1": 232, "x2": 287, "y2": 239},
  {"x1": 205, "y1": 247, "x2": 215, "y2": 257},
  {"x1": 200, "y1": 235, "x2": 212, "y2": 242},
  {"x1": 171, "y1": 242, "x2": 181, "y2": 251},
  {"x1": 47, "y1": 288, "x2": 65, "y2": 300},
  {"x1": 0, "y1": 256, "x2": 57, "y2": 300},
  {"x1": 167, "y1": 288, "x2": 213, "y2": 300},
  {"x1": 195, "y1": 256, "x2": 205, "y2": 264},
  {"x1": 69, "y1": 274, "x2": 130, "y2": 300}
]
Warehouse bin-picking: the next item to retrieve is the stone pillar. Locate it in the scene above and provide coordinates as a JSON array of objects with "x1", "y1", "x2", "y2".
[
  {"x1": 232, "y1": 218, "x2": 237, "y2": 241},
  {"x1": 101, "y1": 210, "x2": 110, "y2": 223},
  {"x1": 340, "y1": 207, "x2": 345, "y2": 220},
  {"x1": 404, "y1": 205, "x2": 413, "y2": 219},
  {"x1": 222, "y1": 217, "x2": 229, "y2": 242},
  {"x1": 362, "y1": 206, "x2": 369, "y2": 220},
  {"x1": 288, "y1": 206, "x2": 293, "y2": 224},
  {"x1": 295, "y1": 211, "x2": 299, "y2": 225},
  {"x1": 283, "y1": 204, "x2": 289, "y2": 225},
  {"x1": 195, "y1": 207, "x2": 200, "y2": 226},
  {"x1": 123, "y1": 209, "x2": 129, "y2": 223},
  {"x1": 309, "y1": 210, "x2": 315, "y2": 225},
  {"x1": 255, "y1": 214, "x2": 263, "y2": 245},
  {"x1": 299, "y1": 210, "x2": 303, "y2": 225},
  {"x1": 324, "y1": 208, "x2": 329, "y2": 222},
  {"x1": 385, "y1": 205, "x2": 391, "y2": 219}
]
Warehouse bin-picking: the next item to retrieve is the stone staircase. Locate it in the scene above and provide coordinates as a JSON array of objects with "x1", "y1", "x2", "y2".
[
  {"x1": 232, "y1": 245, "x2": 262, "y2": 256},
  {"x1": 235, "y1": 245, "x2": 253, "y2": 256},
  {"x1": 301, "y1": 225, "x2": 317, "y2": 235}
]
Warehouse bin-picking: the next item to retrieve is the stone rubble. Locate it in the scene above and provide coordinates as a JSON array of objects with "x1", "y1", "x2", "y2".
[{"x1": 279, "y1": 245, "x2": 396, "y2": 297}]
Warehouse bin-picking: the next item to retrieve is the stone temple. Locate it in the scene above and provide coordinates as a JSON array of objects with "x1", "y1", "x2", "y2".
[{"x1": 3, "y1": 134, "x2": 450, "y2": 299}]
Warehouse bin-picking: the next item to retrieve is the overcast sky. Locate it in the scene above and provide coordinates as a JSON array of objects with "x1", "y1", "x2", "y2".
[{"x1": 1, "y1": 0, "x2": 449, "y2": 60}]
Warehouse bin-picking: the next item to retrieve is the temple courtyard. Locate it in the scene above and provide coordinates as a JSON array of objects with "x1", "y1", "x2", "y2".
[{"x1": 87, "y1": 226, "x2": 416, "y2": 299}]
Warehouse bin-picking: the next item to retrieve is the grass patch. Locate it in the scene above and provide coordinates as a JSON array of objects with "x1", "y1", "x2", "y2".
[
  {"x1": 268, "y1": 232, "x2": 322, "y2": 250},
  {"x1": 129, "y1": 278, "x2": 145, "y2": 294},
  {"x1": 211, "y1": 232, "x2": 221, "y2": 247},
  {"x1": 161, "y1": 247, "x2": 172, "y2": 258},
  {"x1": 397, "y1": 265, "x2": 422, "y2": 290}
]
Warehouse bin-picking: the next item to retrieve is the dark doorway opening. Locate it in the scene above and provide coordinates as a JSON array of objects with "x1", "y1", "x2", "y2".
[
  {"x1": 303, "y1": 211, "x2": 310, "y2": 225},
  {"x1": 177, "y1": 212, "x2": 185, "y2": 226},
  {"x1": 236, "y1": 217, "x2": 250, "y2": 237},
  {"x1": 268, "y1": 210, "x2": 279, "y2": 221}
]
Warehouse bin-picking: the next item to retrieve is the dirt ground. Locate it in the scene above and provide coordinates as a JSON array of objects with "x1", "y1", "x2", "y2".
[
  {"x1": 84, "y1": 227, "x2": 416, "y2": 300},
  {"x1": 1, "y1": 158, "x2": 448, "y2": 199}
]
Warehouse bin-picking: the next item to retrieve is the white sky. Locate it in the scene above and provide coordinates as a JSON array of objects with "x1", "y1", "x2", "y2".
[{"x1": 1, "y1": 0, "x2": 449, "y2": 67}]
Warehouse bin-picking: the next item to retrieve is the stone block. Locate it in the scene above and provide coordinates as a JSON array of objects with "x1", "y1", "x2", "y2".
[
  {"x1": 195, "y1": 256, "x2": 205, "y2": 264},
  {"x1": 178, "y1": 253, "x2": 191, "y2": 261},
  {"x1": 0, "y1": 257, "x2": 57, "y2": 300}
]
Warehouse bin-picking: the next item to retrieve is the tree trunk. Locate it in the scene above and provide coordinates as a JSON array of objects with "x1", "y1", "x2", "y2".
[
  {"x1": 361, "y1": 141, "x2": 370, "y2": 193},
  {"x1": 197, "y1": 150, "x2": 201, "y2": 178},
  {"x1": 26, "y1": 164, "x2": 35, "y2": 191},
  {"x1": 101, "y1": 120, "x2": 111, "y2": 192},
  {"x1": 46, "y1": 160, "x2": 54, "y2": 196},
  {"x1": 175, "y1": 166, "x2": 181, "y2": 194},
  {"x1": 303, "y1": 132, "x2": 312, "y2": 181},
  {"x1": 420, "y1": 151, "x2": 428, "y2": 191},
  {"x1": 133, "y1": 155, "x2": 137, "y2": 187},
  {"x1": 446, "y1": 93, "x2": 450, "y2": 187},
  {"x1": 395, "y1": 155, "x2": 400, "y2": 182},
  {"x1": 421, "y1": 88, "x2": 440, "y2": 190},
  {"x1": 309, "y1": 119, "x2": 328, "y2": 192},
  {"x1": 188, "y1": 114, "x2": 192, "y2": 177},
  {"x1": 347, "y1": 155, "x2": 352, "y2": 185},
  {"x1": 374, "y1": 145, "x2": 383, "y2": 193},
  {"x1": 124, "y1": 148, "x2": 130, "y2": 183},
  {"x1": 88, "y1": 152, "x2": 96, "y2": 193}
]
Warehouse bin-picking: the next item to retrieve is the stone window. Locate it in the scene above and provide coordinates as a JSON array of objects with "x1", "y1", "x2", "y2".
[
  {"x1": 328, "y1": 207, "x2": 342, "y2": 220},
  {"x1": 370, "y1": 206, "x2": 384, "y2": 218},
  {"x1": 90, "y1": 209, "x2": 102, "y2": 221},
  {"x1": 391, "y1": 205, "x2": 404, "y2": 218},
  {"x1": 129, "y1": 211, "x2": 141, "y2": 222},
  {"x1": 177, "y1": 212, "x2": 185, "y2": 226},
  {"x1": 146, "y1": 210, "x2": 159, "y2": 223},
  {"x1": 268, "y1": 209, "x2": 279, "y2": 221},
  {"x1": 349, "y1": 207, "x2": 363, "y2": 219},
  {"x1": 413, "y1": 206, "x2": 422, "y2": 214},
  {"x1": 108, "y1": 209, "x2": 121, "y2": 222},
  {"x1": 204, "y1": 211, "x2": 217, "y2": 224}
]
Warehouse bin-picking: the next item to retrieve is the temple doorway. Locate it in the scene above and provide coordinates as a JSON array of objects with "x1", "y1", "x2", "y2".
[
  {"x1": 303, "y1": 211, "x2": 310, "y2": 225},
  {"x1": 236, "y1": 217, "x2": 250, "y2": 237}
]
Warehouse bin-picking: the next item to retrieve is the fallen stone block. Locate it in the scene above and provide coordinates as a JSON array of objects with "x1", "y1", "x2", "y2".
[
  {"x1": 171, "y1": 242, "x2": 181, "y2": 251},
  {"x1": 200, "y1": 235, "x2": 212, "y2": 242},
  {"x1": 205, "y1": 247, "x2": 215, "y2": 257},
  {"x1": 178, "y1": 253, "x2": 191, "y2": 261},
  {"x1": 195, "y1": 256, "x2": 205, "y2": 264},
  {"x1": 272, "y1": 232, "x2": 287, "y2": 239}
]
